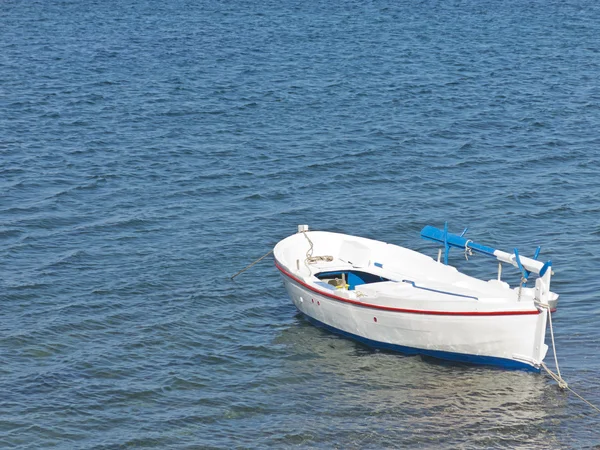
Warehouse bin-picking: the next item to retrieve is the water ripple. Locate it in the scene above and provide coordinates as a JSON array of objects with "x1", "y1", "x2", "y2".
[{"x1": 2, "y1": 0, "x2": 600, "y2": 447}]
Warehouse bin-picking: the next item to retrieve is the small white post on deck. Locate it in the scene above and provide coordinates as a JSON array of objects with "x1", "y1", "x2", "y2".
[{"x1": 497, "y1": 262, "x2": 502, "y2": 281}]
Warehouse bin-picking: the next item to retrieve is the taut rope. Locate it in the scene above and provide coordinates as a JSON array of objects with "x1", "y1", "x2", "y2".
[
  {"x1": 230, "y1": 249, "x2": 273, "y2": 280},
  {"x1": 540, "y1": 305, "x2": 600, "y2": 413}
]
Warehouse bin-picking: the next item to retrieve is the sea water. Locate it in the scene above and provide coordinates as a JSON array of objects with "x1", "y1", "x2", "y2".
[{"x1": 1, "y1": 0, "x2": 600, "y2": 447}]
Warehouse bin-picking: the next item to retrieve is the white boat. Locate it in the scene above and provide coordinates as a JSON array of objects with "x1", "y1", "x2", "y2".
[{"x1": 274, "y1": 224, "x2": 558, "y2": 371}]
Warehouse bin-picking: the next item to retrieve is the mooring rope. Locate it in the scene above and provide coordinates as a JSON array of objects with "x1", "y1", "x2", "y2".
[
  {"x1": 301, "y1": 230, "x2": 333, "y2": 274},
  {"x1": 230, "y1": 249, "x2": 274, "y2": 280},
  {"x1": 541, "y1": 361, "x2": 600, "y2": 413},
  {"x1": 303, "y1": 230, "x2": 314, "y2": 263},
  {"x1": 546, "y1": 305, "x2": 564, "y2": 385},
  {"x1": 307, "y1": 255, "x2": 334, "y2": 264},
  {"x1": 302, "y1": 230, "x2": 314, "y2": 274},
  {"x1": 540, "y1": 305, "x2": 600, "y2": 413}
]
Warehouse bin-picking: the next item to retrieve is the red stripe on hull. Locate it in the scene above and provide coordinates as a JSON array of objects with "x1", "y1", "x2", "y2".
[{"x1": 275, "y1": 260, "x2": 541, "y2": 317}]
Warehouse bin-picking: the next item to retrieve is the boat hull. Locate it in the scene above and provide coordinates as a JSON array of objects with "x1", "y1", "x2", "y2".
[{"x1": 279, "y1": 267, "x2": 547, "y2": 372}]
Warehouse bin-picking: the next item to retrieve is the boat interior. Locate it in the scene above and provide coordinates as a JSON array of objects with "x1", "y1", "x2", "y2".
[{"x1": 315, "y1": 270, "x2": 391, "y2": 291}]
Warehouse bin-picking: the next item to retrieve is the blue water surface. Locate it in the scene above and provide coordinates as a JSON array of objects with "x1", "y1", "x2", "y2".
[{"x1": 1, "y1": 0, "x2": 600, "y2": 447}]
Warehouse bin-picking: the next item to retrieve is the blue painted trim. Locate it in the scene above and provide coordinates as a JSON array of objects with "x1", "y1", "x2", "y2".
[
  {"x1": 443, "y1": 222, "x2": 450, "y2": 265},
  {"x1": 299, "y1": 313, "x2": 539, "y2": 372},
  {"x1": 347, "y1": 272, "x2": 362, "y2": 290},
  {"x1": 374, "y1": 262, "x2": 383, "y2": 268},
  {"x1": 540, "y1": 260, "x2": 552, "y2": 278},
  {"x1": 514, "y1": 248, "x2": 530, "y2": 286},
  {"x1": 401, "y1": 279, "x2": 479, "y2": 301},
  {"x1": 421, "y1": 225, "x2": 497, "y2": 258},
  {"x1": 317, "y1": 271, "x2": 344, "y2": 277},
  {"x1": 421, "y1": 225, "x2": 552, "y2": 278},
  {"x1": 315, "y1": 270, "x2": 391, "y2": 291}
]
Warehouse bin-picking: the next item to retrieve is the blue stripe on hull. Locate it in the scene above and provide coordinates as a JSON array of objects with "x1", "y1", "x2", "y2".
[{"x1": 300, "y1": 313, "x2": 540, "y2": 372}]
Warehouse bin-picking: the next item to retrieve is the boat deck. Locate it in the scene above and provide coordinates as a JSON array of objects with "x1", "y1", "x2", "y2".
[{"x1": 304, "y1": 257, "x2": 529, "y2": 307}]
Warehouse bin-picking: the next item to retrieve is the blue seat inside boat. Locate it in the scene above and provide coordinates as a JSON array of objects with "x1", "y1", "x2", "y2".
[
  {"x1": 348, "y1": 272, "x2": 365, "y2": 290},
  {"x1": 316, "y1": 270, "x2": 390, "y2": 290}
]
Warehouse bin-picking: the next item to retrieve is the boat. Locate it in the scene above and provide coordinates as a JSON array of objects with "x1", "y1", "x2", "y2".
[{"x1": 274, "y1": 224, "x2": 558, "y2": 371}]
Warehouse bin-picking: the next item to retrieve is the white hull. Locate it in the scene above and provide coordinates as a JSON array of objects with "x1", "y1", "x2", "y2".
[{"x1": 274, "y1": 229, "x2": 555, "y2": 371}]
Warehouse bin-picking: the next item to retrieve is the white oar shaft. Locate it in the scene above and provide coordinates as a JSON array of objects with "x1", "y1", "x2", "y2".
[{"x1": 493, "y1": 250, "x2": 544, "y2": 274}]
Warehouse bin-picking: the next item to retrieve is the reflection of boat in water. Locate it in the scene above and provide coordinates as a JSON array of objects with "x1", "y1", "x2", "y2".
[
  {"x1": 274, "y1": 224, "x2": 559, "y2": 371},
  {"x1": 274, "y1": 320, "x2": 561, "y2": 448}
]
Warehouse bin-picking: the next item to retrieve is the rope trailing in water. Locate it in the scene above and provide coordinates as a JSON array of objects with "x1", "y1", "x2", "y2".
[
  {"x1": 540, "y1": 305, "x2": 600, "y2": 414},
  {"x1": 541, "y1": 361, "x2": 600, "y2": 413},
  {"x1": 230, "y1": 249, "x2": 274, "y2": 280}
]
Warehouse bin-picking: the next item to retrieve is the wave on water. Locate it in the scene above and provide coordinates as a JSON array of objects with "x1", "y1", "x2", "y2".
[{"x1": 2, "y1": 0, "x2": 600, "y2": 447}]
